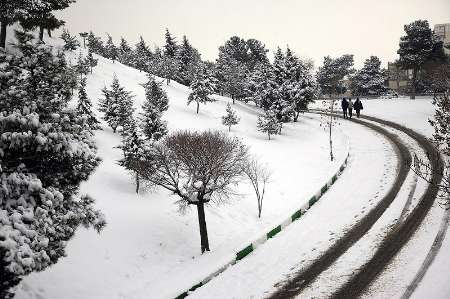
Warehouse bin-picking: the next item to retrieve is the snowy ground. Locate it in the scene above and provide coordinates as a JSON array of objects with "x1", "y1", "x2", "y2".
[
  {"x1": 8, "y1": 29, "x2": 449, "y2": 299},
  {"x1": 14, "y1": 45, "x2": 348, "y2": 299},
  {"x1": 188, "y1": 115, "x2": 397, "y2": 299}
]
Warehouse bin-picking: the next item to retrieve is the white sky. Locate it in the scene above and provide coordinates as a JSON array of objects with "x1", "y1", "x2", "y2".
[{"x1": 57, "y1": 0, "x2": 450, "y2": 68}]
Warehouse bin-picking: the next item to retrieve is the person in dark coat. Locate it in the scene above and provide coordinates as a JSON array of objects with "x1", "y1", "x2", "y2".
[
  {"x1": 354, "y1": 97, "x2": 363, "y2": 118},
  {"x1": 341, "y1": 98, "x2": 348, "y2": 119},
  {"x1": 348, "y1": 98, "x2": 353, "y2": 119}
]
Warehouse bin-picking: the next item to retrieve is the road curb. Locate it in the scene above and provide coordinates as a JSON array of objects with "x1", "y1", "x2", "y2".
[{"x1": 175, "y1": 152, "x2": 350, "y2": 299}]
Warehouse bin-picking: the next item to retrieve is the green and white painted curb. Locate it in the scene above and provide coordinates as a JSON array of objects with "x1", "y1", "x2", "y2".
[{"x1": 174, "y1": 152, "x2": 350, "y2": 299}]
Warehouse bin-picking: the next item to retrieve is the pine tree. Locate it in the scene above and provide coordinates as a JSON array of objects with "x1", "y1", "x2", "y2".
[
  {"x1": 117, "y1": 118, "x2": 147, "y2": 193},
  {"x1": 246, "y1": 38, "x2": 269, "y2": 71},
  {"x1": 187, "y1": 69, "x2": 215, "y2": 114},
  {"x1": 77, "y1": 77, "x2": 101, "y2": 131},
  {"x1": 60, "y1": 28, "x2": 80, "y2": 51},
  {"x1": 316, "y1": 55, "x2": 354, "y2": 98},
  {"x1": 257, "y1": 110, "x2": 282, "y2": 140},
  {"x1": 98, "y1": 75, "x2": 135, "y2": 133},
  {"x1": 282, "y1": 48, "x2": 316, "y2": 121},
  {"x1": 132, "y1": 36, "x2": 152, "y2": 72},
  {"x1": 397, "y1": 20, "x2": 447, "y2": 99},
  {"x1": 222, "y1": 103, "x2": 240, "y2": 131},
  {"x1": 86, "y1": 48, "x2": 98, "y2": 73},
  {"x1": 105, "y1": 34, "x2": 118, "y2": 63},
  {"x1": 1, "y1": 0, "x2": 74, "y2": 48},
  {"x1": 250, "y1": 63, "x2": 280, "y2": 110},
  {"x1": 164, "y1": 28, "x2": 178, "y2": 58},
  {"x1": 351, "y1": 56, "x2": 387, "y2": 96},
  {"x1": 20, "y1": 12, "x2": 65, "y2": 41},
  {"x1": 140, "y1": 76, "x2": 169, "y2": 141},
  {"x1": 118, "y1": 37, "x2": 132, "y2": 65},
  {"x1": 0, "y1": 30, "x2": 105, "y2": 298},
  {"x1": 87, "y1": 31, "x2": 105, "y2": 55},
  {"x1": 177, "y1": 35, "x2": 201, "y2": 85},
  {"x1": 273, "y1": 47, "x2": 286, "y2": 85}
]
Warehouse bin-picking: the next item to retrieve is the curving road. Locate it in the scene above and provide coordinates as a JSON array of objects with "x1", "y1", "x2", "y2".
[{"x1": 268, "y1": 113, "x2": 443, "y2": 299}]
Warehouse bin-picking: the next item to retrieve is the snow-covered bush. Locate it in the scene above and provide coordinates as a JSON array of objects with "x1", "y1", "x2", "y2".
[{"x1": 0, "y1": 31, "x2": 105, "y2": 298}]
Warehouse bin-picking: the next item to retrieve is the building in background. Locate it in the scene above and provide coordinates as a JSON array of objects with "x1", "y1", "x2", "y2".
[
  {"x1": 434, "y1": 23, "x2": 450, "y2": 54},
  {"x1": 387, "y1": 62, "x2": 411, "y2": 94},
  {"x1": 388, "y1": 23, "x2": 449, "y2": 94}
]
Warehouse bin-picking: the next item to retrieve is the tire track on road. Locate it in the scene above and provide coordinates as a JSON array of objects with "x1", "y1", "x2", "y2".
[{"x1": 268, "y1": 113, "x2": 412, "y2": 299}]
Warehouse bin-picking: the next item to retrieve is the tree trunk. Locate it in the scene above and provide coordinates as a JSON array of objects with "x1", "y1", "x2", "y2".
[
  {"x1": 113, "y1": 127, "x2": 117, "y2": 133},
  {"x1": 196, "y1": 202, "x2": 210, "y2": 253},
  {"x1": 39, "y1": 26, "x2": 44, "y2": 41},
  {"x1": 228, "y1": 125, "x2": 231, "y2": 132},
  {"x1": 0, "y1": 20, "x2": 7, "y2": 49},
  {"x1": 48, "y1": 29, "x2": 52, "y2": 38},
  {"x1": 258, "y1": 197, "x2": 262, "y2": 218},
  {"x1": 411, "y1": 68, "x2": 417, "y2": 100},
  {"x1": 135, "y1": 172, "x2": 140, "y2": 194},
  {"x1": 232, "y1": 97, "x2": 235, "y2": 105},
  {"x1": 196, "y1": 102, "x2": 199, "y2": 114},
  {"x1": 268, "y1": 133, "x2": 271, "y2": 140}
]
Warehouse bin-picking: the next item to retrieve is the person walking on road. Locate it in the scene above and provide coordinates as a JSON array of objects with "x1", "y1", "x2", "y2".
[
  {"x1": 348, "y1": 98, "x2": 353, "y2": 119},
  {"x1": 341, "y1": 98, "x2": 349, "y2": 119},
  {"x1": 354, "y1": 97, "x2": 363, "y2": 118}
]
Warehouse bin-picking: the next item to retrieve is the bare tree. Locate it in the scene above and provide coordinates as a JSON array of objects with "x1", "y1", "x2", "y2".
[
  {"x1": 320, "y1": 99, "x2": 340, "y2": 161},
  {"x1": 413, "y1": 90, "x2": 450, "y2": 207},
  {"x1": 139, "y1": 130, "x2": 248, "y2": 253},
  {"x1": 244, "y1": 158, "x2": 271, "y2": 218}
]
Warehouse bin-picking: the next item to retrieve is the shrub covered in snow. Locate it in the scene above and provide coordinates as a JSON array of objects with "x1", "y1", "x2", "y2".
[{"x1": 0, "y1": 31, "x2": 105, "y2": 298}]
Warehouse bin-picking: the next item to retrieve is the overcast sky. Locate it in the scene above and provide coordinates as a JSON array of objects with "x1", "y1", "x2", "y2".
[{"x1": 57, "y1": 0, "x2": 450, "y2": 68}]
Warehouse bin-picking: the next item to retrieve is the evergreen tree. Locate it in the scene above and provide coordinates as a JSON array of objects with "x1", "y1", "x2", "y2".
[
  {"x1": 223, "y1": 58, "x2": 248, "y2": 103},
  {"x1": 164, "y1": 28, "x2": 178, "y2": 58},
  {"x1": 118, "y1": 37, "x2": 132, "y2": 65},
  {"x1": 132, "y1": 36, "x2": 152, "y2": 72},
  {"x1": 87, "y1": 31, "x2": 105, "y2": 55},
  {"x1": 397, "y1": 20, "x2": 447, "y2": 99},
  {"x1": 20, "y1": 12, "x2": 65, "y2": 41},
  {"x1": 177, "y1": 35, "x2": 201, "y2": 85},
  {"x1": 104, "y1": 34, "x2": 118, "y2": 63},
  {"x1": 282, "y1": 48, "x2": 316, "y2": 121},
  {"x1": 117, "y1": 118, "x2": 147, "y2": 193},
  {"x1": 1, "y1": 0, "x2": 74, "y2": 48},
  {"x1": 350, "y1": 56, "x2": 387, "y2": 96},
  {"x1": 86, "y1": 48, "x2": 98, "y2": 73},
  {"x1": 60, "y1": 28, "x2": 80, "y2": 51},
  {"x1": 316, "y1": 54, "x2": 354, "y2": 98},
  {"x1": 222, "y1": 103, "x2": 240, "y2": 131},
  {"x1": 77, "y1": 77, "x2": 101, "y2": 131},
  {"x1": 218, "y1": 36, "x2": 249, "y2": 63},
  {"x1": 0, "y1": 30, "x2": 105, "y2": 298},
  {"x1": 187, "y1": 69, "x2": 215, "y2": 114},
  {"x1": 98, "y1": 75, "x2": 135, "y2": 133},
  {"x1": 140, "y1": 76, "x2": 169, "y2": 141},
  {"x1": 246, "y1": 38, "x2": 269, "y2": 70},
  {"x1": 257, "y1": 110, "x2": 282, "y2": 140},
  {"x1": 273, "y1": 47, "x2": 286, "y2": 85}
]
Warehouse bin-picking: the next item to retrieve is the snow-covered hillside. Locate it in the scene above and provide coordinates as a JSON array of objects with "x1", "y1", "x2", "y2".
[
  {"x1": 9, "y1": 29, "x2": 448, "y2": 299},
  {"x1": 14, "y1": 38, "x2": 349, "y2": 299}
]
